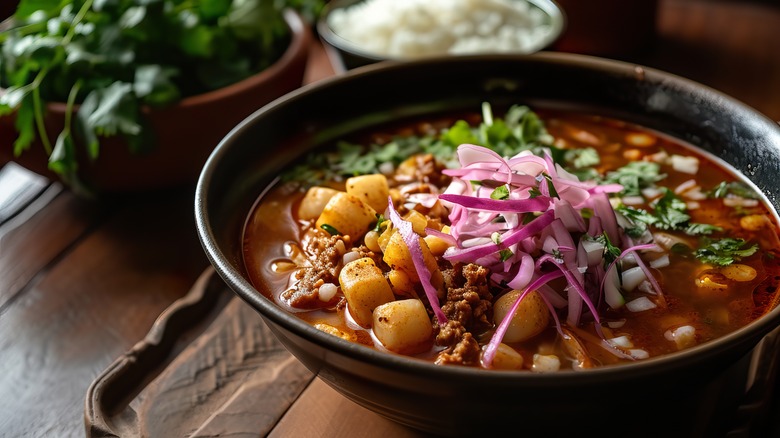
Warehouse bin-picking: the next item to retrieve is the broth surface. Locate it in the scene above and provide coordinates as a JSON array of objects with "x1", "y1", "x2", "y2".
[{"x1": 243, "y1": 106, "x2": 780, "y2": 371}]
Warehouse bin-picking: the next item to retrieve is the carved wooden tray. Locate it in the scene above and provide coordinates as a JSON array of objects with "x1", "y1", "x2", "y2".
[{"x1": 84, "y1": 267, "x2": 315, "y2": 437}]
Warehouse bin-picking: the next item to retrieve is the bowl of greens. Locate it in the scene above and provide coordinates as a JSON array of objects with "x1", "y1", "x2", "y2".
[{"x1": 0, "y1": 0, "x2": 317, "y2": 194}]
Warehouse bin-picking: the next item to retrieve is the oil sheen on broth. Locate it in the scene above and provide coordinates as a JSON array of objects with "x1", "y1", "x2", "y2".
[{"x1": 243, "y1": 106, "x2": 780, "y2": 372}]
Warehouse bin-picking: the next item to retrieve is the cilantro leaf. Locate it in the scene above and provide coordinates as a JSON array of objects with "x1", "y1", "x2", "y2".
[
  {"x1": 709, "y1": 181, "x2": 759, "y2": 200},
  {"x1": 694, "y1": 238, "x2": 758, "y2": 266},
  {"x1": 603, "y1": 161, "x2": 665, "y2": 197},
  {"x1": 615, "y1": 189, "x2": 722, "y2": 236}
]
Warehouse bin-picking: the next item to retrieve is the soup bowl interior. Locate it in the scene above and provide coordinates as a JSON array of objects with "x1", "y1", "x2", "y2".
[{"x1": 195, "y1": 53, "x2": 780, "y2": 436}]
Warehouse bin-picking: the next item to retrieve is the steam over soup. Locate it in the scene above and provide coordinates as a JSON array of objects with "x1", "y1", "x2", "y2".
[{"x1": 243, "y1": 104, "x2": 780, "y2": 371}]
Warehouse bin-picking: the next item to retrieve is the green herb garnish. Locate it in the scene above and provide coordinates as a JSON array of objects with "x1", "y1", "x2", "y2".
[
  {"x1": 603, "y1": 161, "x2": 665, "y2": 197},
  {"x1": 616, "y1": 189, "x2": 721, "y2": 236},
  {"x1": 320, "y1": 224, "x2": 341, "y2": 236},
  {"x1": 694, "y1": 238, "x2": 758, "y2": 266},
  {"x1": 709, "y1": 181, "x2": 759, "y2": 200},
  {"x1": 0, "y1": 0, "x2": 321, "y2": 186}
]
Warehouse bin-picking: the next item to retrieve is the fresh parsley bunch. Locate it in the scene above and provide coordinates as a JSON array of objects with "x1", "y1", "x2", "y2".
[{"x1": 0, "y1": 0, "x2": 319, "y2": 183}]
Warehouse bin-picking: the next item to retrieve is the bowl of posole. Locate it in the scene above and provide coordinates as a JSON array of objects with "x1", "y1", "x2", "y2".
[
  {"x1": 196, "y1": 53, "x2": 780, "y2": 437},
  {"x1": 317, "y1": 0, "x2": 565, "y2": 71}
]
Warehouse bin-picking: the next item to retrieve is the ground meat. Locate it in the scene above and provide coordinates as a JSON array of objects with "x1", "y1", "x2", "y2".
[
  {"x1": 433, "y1": 263, "x2": 494, "y2": 366},
  {"x1": 282, "y1": 232, "x2": 350, "y2": 309},
  {"x1": 395, "y1": 153, "x2": 451, "y2": 188},
  {"x1": 353, "y1": 244, "x2": 390, "y2": 271},
  {"x1": 435, "y1": 332, "x2": 481, "y2": 366},
  {"x1": 440, "y1": 263, "x2": 493, "y2": 330}
]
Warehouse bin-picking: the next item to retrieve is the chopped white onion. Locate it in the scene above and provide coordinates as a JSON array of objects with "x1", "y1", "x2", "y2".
[
  {"x1": 621, "y1": 266, "x2": 647, "y2": 292},
  {"x1": 621, "y1": 195, "x2": 645, "y2": 206},
  {"x1": 581, "y1": 239, "x2": 604, "y2": 267},
  {"x1": 724, "y1": 196, "x2": 759, "y2": 207},
  {"x1": 626, "y1": 296, "x2": 657, "y2": 312},
  {"x1": 608, "y1": 335, "x2": 634, "y2": 348},
  {"x1": 531, "y1": 354, "x2": 561, "y2": 373},
  {"x1": 671, "y1": 155, "x2": 699, "y2": 174},
  {"x1": 607, "y1": 319, "x2": 626, "y2": 328},
  {"x1": 641, "y1": 186, "x2": 663, "y2": 199},
  {"x1": 649, "y1": 254, "x2": 670, "y2": 269},
  {"x1": 637, "y1": 280, "x2": 657, "y2": 295},
  {"x1": 686, "y1": 201, "x2": 700, "y2": 210},
  {"x1": 674, "y1": 179, "x2": 698, "y2": 194},
  {"x1": 629, "y1": 349, "x2": 650, "y2": 359},
  {"x1": 664, "y1": 325, "x2": 697, "y2": 350}
]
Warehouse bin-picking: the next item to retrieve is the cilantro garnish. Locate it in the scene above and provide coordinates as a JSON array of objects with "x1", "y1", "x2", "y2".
[
  {"x1": 709, "y1": 181, "x2": 759, "y2": 200},
  {"x1": 0, "y1": 0, "x2": 320, "y2": 186},
  {"x1": 595, "y1": 232, "x2": 622, "y2": 267},
  {"x1": 490, "y1": 185, "x2": 510, "y2": 200},
  {"x1": 603, "y1": 161, "x2": 665, "y2": 197},
  {"x1": 320, "y1": 224, "x2": 341, "y2": 236},
  {"x1": 694, "y1": 238, "x2": 758, "y2": 266},
  {"x1": 616, "y1": 188, "x2": 721, "y2": 236},
  {"x1": 373, "y1": 214, "x2": 388, "y2": 232},
  {"x1": 284, "y1": 103, "x2": 600, "y2": 185}
]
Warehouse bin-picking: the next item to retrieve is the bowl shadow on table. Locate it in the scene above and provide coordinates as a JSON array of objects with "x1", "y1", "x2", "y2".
[{"x1": 196, "y1": 54, "x2": 780, "y2": 437}]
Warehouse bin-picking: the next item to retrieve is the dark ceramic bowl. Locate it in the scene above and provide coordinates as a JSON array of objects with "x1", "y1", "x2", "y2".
[
  {"x1": 195, "y1": 54, "x2": 780, "y2": 437},
  {"x1": 317, "y1": 0, "x2": 565, "y2": 72}
]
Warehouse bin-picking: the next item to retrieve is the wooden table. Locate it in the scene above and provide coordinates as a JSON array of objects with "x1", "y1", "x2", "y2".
[{"x1": 2, "y1": 1, "x2": 780, "y2": 436}]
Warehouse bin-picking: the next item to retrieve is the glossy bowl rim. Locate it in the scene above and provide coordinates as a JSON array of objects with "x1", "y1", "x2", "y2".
[{"x1": 195, "y1": 51, "x2": 780, "y2": 387}]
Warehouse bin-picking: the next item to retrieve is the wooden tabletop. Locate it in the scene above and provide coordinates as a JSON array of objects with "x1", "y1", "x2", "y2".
[{"x1": 2, "y1": 0, "x2": 780, "y2": 436}]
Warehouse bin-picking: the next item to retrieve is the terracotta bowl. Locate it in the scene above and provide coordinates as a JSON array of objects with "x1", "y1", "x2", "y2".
[
  {"x1": 195, "y1": 54, "x2": 780, "y2": 437},
  {"x1": 0, "y1": 9, "x2": 312, "y2": 193}
]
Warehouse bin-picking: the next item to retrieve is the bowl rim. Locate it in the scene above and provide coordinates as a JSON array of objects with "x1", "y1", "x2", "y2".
[
  {"x1": 196, "y1": 51, "x2": 780, "y2": 386},
  {"x1": 316, "y1": 0, "x2": 567, "y2": 65}
]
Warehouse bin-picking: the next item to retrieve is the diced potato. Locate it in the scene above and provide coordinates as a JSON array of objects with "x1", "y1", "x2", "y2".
[
  {"x1": 346, "y1": 174, "x2": 390, "y2": 212},
  {"x1": 720, "y1": 264, "x2": 757, "y2": 282},
  {"x1": 740, "y1": 214, "x2": 770, "y2": 231},
  {"x1": 625, "y1": 132, "x2": 657, "y2": 147},
  {"x1": 388, "y1": 268, "x2": 415, "y2": 294},
  {"x1": 424, "y1": 225, "x2": 451, "y2": 257},
  {"x1": 485, "y1": 343, "x2": 524, "y2": 370},
  {"x1": 298, "y1": 186, "x2": 340, "y2": 221},
  {"x1": 493, "y1": 290, "x2": 550, "y2": 343},
  {"x1": 314, "y1": 323, "x2": 356, "y2": 342},
  {"x1": 316, "y1": 192, "x2": 377, "y2": 240},
  {"x1": 372, "y1": 299, "x2": 433, "y2": 354},
  {"x1": 404, "y1": 210, "x2": 428, "y2": 235},
  {"x1": 383, "y1": 231, "x2": 443, "y2": 288},
  {"x1": 339, "y1": 258, "x2": 395, "y2": 328}
]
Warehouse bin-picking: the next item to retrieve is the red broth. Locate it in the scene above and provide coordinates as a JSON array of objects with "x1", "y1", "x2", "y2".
[{"x1": 243, "y1": 107, "x2": 780, "y2": 371}]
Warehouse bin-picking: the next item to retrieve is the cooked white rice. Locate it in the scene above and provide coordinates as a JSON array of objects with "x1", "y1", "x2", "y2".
[{"x1": 327, "y1": 0, "x2": 556, "y2": 58}]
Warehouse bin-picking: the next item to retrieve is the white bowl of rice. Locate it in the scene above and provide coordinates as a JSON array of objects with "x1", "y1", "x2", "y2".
[{"x1": 317, "y1": 0, "x2": 566, "y2": 71}]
